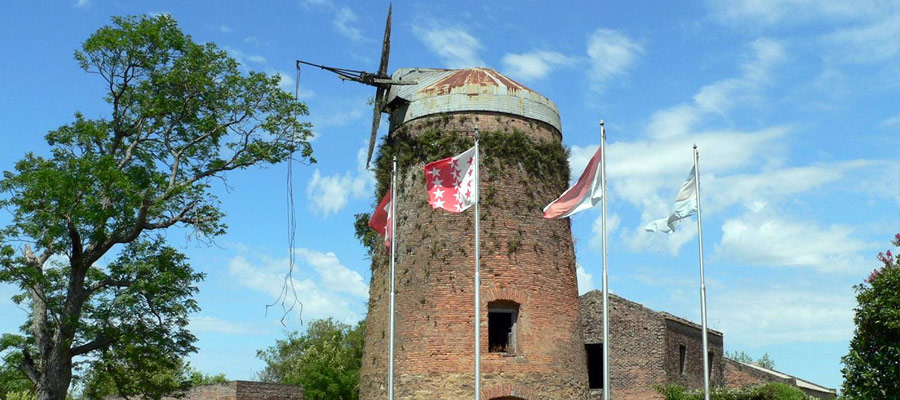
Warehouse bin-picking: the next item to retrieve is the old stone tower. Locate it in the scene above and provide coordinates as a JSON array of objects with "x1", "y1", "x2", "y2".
[{"x1": 359, "y1": 67, "x2": 589, "y2": 400}]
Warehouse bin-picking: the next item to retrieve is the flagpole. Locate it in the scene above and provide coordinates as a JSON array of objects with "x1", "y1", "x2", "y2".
[
  {"x1": 388, "y1": 156, "x2": 397, "y2": 400},
  {"x1": 474, "y1": 126, "x2": 482, "y2": 400},
  {"x1": 694, "y1": 144, "x2": 711, "y2": 400},
  {"x1": 600, "y1": 121, "x2": 610, "y2": 400}
]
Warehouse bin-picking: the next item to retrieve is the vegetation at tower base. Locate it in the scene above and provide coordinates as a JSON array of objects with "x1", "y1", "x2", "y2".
[
  {"x1": 0, "y1": 14, "x2": 313, "y2": 400},
  {"x1": 257, "y1": 318, "x2": 366, "y2": 400},
  {"x1": 840, "y1": 234, "x2": 900, "y2": 399},
  {"x1": 354, "y1": 118, "x2": 570, "y2": 257},
  {"x1": 656, "y1": 383, "x2": 812, "y2": 400}
]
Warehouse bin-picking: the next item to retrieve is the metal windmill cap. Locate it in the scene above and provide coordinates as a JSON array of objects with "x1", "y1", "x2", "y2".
[{"x1": 385, "y1": 67, "x2": 562, "y2": 133}]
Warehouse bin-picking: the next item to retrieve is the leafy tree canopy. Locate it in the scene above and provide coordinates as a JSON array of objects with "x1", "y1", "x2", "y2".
[
  {"x1": 257, "y1": 319, "x2": 365, "y2": 400},
  {"x1": 725, "y1": 350, "x2": 775, "y2": 370},
  {"x1": 78, "y1": 356, "x2": 227, "y2": 400},
  {"x1": 0, "y1": 14, "x2": 312, "y2": 400},
  {"x1": 841, "y1": 234, "x2": 900, "y2": 399}
]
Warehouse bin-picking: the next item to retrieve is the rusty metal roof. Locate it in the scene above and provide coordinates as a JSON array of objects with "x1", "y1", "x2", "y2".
[{"x1": 384, "y1": 67, "x2": 561, "y2": 133}]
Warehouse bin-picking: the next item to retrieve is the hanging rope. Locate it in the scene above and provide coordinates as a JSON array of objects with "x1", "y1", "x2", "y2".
[{"x1": 266, "y1": 62, "x2": 305, "y2": 326}]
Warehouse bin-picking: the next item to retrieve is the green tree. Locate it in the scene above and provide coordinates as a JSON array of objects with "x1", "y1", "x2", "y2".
[
  {"x1": 725, "y1": 350, "x2": 775, "y2": 369},
  {"x1": 841, "y1": 234, "x2": 900, "y2": 399},
  {"x1": 0, "y1": 15, "x2": 313, "y2": 400},
  {"x1": 187, "y1": 369, "x2": 228, "y2": 386},
  {"x1": 1, "y1": 335, "x2": 34, "y2": 398},
  {"x1": 78, "y1": 356, "x2": 227, "y2": 400},
  {"x1": 257, "y1": 319, "x2": 366, "y2": 400}
]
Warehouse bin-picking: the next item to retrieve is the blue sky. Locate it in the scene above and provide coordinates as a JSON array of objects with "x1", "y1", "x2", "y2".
[{"x1": 1, "y1": 0, "x2": 898, "y2": 392}]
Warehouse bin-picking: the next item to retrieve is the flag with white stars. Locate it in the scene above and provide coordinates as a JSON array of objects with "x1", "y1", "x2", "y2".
[{"x1": 424, "y1": 145, "x2": 477, "y2": 213}]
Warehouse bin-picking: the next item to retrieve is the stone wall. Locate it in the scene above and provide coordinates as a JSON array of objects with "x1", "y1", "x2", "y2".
[
  {"x1": 359, "y1": 112, "x2": 589, "y2": 400},
  {"x1": 157, "y1": 381, "x2": 303, "y2": 400},
  {"x1": 581, "y1": 292, "x2": 668, "y2": 400},
  {"x1": 234, "y1": 381, "x2": 304, "y2": 399},
  {"x1": 662, "y1": 315, "x2": 724, "y2": 390},
  {"x1": 580, "y1": 292, "x2": 725, "y2": 400}
]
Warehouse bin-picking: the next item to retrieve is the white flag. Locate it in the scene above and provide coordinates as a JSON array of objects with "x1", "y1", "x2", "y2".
[
  {"x1": 542, "y1": 146, "x2": 603, "y2": 219},
  {"x1": 644, "y1": 166, "x2": 697, "y2": 233}
]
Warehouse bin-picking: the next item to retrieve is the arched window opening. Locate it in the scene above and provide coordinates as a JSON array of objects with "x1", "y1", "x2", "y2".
[{"x1": 488, "y1": 300, "x2": 520, "y2": 354}]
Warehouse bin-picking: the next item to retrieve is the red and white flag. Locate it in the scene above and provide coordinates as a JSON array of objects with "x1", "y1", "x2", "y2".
[
  {"x1": 542, "y1": 146, "x2": 603, "y2": 219},
  {"x1": 368, "y1": 190, "x2": 393, "y2": 251},
  {"x1": 424, "y1": 145, "x2": 477, "y2": 213}
]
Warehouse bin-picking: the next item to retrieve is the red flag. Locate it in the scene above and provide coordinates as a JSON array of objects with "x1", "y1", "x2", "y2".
[
  {"x1": 424, "y1": 146, "x2": 477, "y2": 213},
  {"x1": 368, "y1": 190, "x2": 392, "y2": 252},
  {"x1": 542, "y1": 146, "x2": 603, "y2": 219}
]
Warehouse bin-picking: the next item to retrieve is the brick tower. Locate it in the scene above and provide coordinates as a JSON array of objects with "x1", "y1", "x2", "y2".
[{"x1": 360, "y1": 68, "x2": 589, "y2": 400}]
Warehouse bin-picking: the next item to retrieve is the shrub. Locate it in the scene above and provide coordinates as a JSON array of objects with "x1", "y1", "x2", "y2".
[{"x1": 656, "y1": 383, "x2": 812, "y2": 400}]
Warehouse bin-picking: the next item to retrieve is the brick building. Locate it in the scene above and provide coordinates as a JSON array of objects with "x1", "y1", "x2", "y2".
[{"x1": 580, "y1": 291, "x2": 837, "y2": 399}]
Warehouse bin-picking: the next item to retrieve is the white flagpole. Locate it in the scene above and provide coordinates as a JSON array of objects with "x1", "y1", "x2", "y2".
[
  {"x1": 388, "y1": 156, "x2": 397, "y2": 400},
  {"x1": 474, "y1": 126, "x2": 482, "y2": 400},
  {"x1": 694, "y1": 145, "x2": 711, "y2": 400},
  {"x1": 600, "y1": 121, "x2": 610, "y2": 400}
]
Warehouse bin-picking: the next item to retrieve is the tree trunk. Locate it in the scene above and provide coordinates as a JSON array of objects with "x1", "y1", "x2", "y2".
[{"x1": 34, "y1": 344, "x2": 74, "y2": 400}]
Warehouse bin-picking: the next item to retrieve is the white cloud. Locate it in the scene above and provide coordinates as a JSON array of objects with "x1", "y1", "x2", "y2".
[
  {"x1": 228, "y1": 248, "x2": 368, "y2": 323},
  {"x1": 333, "y1": 6, "x2": 364, "y2": 42},
  {"x1": 219, "y1": 25, "x2": 233, "y2": 34},
  {"x1": 302, "y1": 1, "x2": 366, "y2": 43},
  {"x1": 295, "y1": 248, "x2": 369, "y2": 298},
  {"x1": 824, "y1": 13, "x2": 900, "y2": 64},
  {"x1": 75, "y1": 0, "x2": 89, "y2": 7},
  {"x1": 647, "y1": 38, "x2": 785, "y2": 139},
  {"x1": 586, "y1": 28, "x2": 643, "y2": 92},
  {"x1": 712, "y1": 287, "x2": 855, "y2": 346},
  {"x1": 590, "y1": 213, "x2": 620, "y2": 251},
  {"x1": 414, "y1": 25, "x2": 484, "y2": 69},
  {"x1": 576, "y1": 264, "x2": 595, "y2": 295},
  {"x1": 190, "y1": 316, "x2": 263, "y2": 335},
  {"x1": 267, "y1": 69, "x2": 310, "y2": 96},
  {"x1": 306, "y1": 97, "x2": 368, "y2": 139},
  {"x1": 305, "y1": 145, "x2": 374, "y2": 216},
  {"x1": 570, "y1": 126, "x2": 789, "y2": 216},
  {"x1": 716, "y1": 211, "x2": 873, "y2": 274},
  {"x1": 881, "y1": 114, "x2": 900, "y2": 127},
  {"x1": 706, "y1": 0, "x2": 891, "y2": 26},
  {"x1": 501, "y1": 50, "x2": 578, "y2": 81},
  {"x1": 223, "y1": 46, "x2": 267, "y2": 66},
  {"x1": 244, "y1": 36, "x2": 271, "y2": 48},
  {"x1": 704, "y1": 160, "x2": 872, "y2": 212}
]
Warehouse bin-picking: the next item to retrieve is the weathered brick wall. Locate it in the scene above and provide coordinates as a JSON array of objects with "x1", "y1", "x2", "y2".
[
  {"x1": 157, "y1": 381, "x2": 302, "y2": 400},
  {"x1": 159, "y1": 382, "x2": 237, "y2": 400},
  {"x1": 662, "y1": 316, "x2": 724, "y2": 390},
  {"x1": 360, "y1": 112, "x2": 589, "y2": 400},
  {"x1": 234, "y1": 381, "x2": 304, "y2": 399},
  {"x1": 581, "y1": 292, "x2": 668, "y2": 400},
  {"x1": 722, "y1": 359, "x2": 790, "y2": 388}
]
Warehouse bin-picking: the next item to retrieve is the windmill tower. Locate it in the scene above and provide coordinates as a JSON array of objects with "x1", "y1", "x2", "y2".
[{"x1": 298, "y1": 7, "x2": 589, "y2": 400}]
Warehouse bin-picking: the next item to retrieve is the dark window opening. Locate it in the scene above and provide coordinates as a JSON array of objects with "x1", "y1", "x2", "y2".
[
  {"x1": 708, "y1": 351, "x2": 714, "y2": 377},
  {"x1": 679, "y1": 345, "x2": 686, "y2": 375},
  {"x1": 585, "y1": 343, "x2": 604, "y2": 389},
  {"x1": 488, "y1": 301, "x2": 518, "y2": 353}
]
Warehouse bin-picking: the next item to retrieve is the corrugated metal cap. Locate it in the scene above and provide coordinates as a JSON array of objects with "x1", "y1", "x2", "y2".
[{"x1": 385, "y1": 67, "x2": 561, "y2": 133}]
